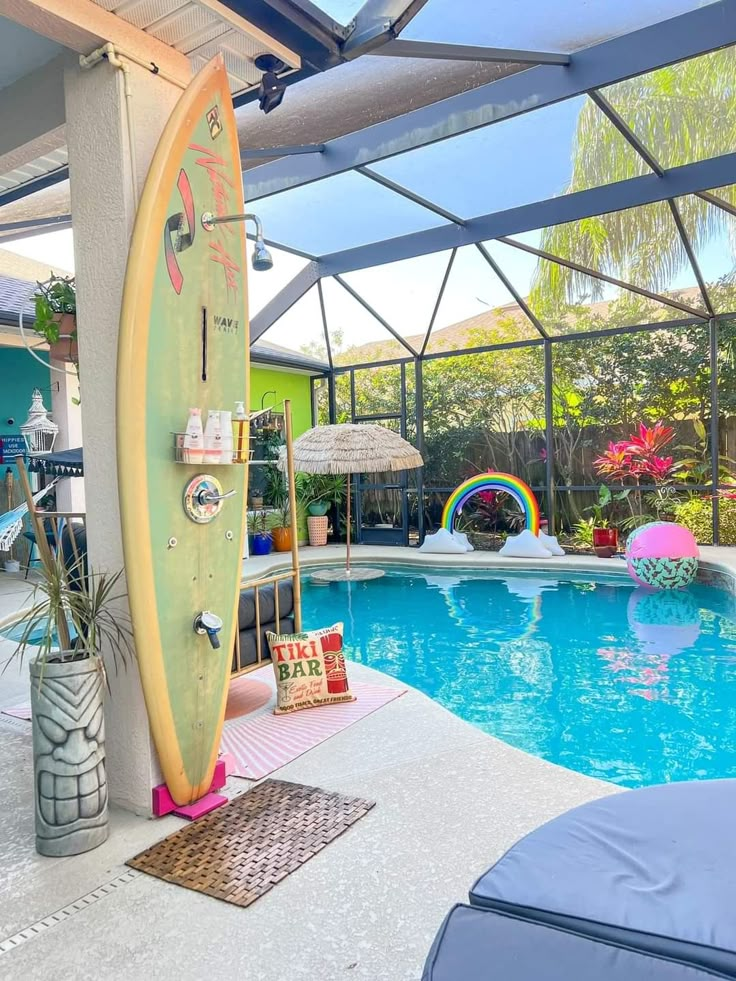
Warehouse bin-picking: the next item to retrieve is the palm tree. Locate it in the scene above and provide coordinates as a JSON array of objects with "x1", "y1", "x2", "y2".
[{"x1": 530, "y1": 45, "x2": 736, "y2": 313}]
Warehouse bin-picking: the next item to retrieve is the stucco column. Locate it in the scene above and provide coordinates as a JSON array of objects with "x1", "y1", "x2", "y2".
[
  {"x1": 50, "y1": 360, "x2": 84, "y2": 512},
  {"x1": 64, "y1": 57, "x2": 186, "y2": 813}
]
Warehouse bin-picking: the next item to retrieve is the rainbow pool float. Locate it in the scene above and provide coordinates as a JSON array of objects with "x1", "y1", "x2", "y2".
[
  {"x1": 421, "y1": 472, "x2": 563, "y2": 557},
  {"x1": 441, "y1": 472, "x2": 541, "y2": 535}
]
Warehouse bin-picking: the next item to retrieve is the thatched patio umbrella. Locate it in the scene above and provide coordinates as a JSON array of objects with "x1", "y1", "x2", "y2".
[{"x1": 292, "y1": 423, "x2": 423, "y2": 581}]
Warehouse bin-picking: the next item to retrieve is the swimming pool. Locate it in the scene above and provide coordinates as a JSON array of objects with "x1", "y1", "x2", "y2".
[{"x1": 301, "y1": 567, "x2": 736, "y2": 787}]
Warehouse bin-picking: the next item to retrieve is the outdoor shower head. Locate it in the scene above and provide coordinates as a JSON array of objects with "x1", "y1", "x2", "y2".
[
  {"x1": 201, "y1": 210, "x2": 274, "y2": 271},
  {"x1": 247, "y1": 213, "x2": 273, "y2": 271},
  {"x1": 252, "y1": 238, "x2": 274, "y2": 272}
]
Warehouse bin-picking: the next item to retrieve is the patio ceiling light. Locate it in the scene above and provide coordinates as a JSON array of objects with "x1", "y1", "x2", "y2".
[{"x1": 255, "y1": 54, "x2": 287, "y2": 115}]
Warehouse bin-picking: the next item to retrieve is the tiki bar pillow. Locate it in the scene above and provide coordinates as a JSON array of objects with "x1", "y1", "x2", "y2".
[{"x1": 266, "y1": 623, "x2": 355, "y2": 714}]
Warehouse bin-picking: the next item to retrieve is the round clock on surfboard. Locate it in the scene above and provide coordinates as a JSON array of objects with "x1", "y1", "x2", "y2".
[{"x1": 117, "y1": 56, "x2": 248, "y2": 806}]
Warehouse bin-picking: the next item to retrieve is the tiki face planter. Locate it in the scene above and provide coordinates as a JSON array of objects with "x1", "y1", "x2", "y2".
[
  {"x1": 30, "y1": 658, "x2": 108, "y2": 856},
  {"x1": 9, "y1": 540, "x2": 132, "y2": 858}
]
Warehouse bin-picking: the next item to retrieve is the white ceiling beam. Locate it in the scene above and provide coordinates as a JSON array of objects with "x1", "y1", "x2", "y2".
[
  {"x1": 2, "y1": 0, "x2": 192, "y2": 84},
  {"x1": 0, "y1": 54, "x2": 68, "y2": 178},
  {"x1": 191, "y1": 0, "x2": 300, "y2": 69}
]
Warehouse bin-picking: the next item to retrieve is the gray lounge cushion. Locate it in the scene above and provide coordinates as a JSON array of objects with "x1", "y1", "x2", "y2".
[
  {"x1": 235, "y1": 617, "x2": 294, "y2": 671},
  {"x1": 423, "y1": 905, "x2": 725, "y2": 980},
  {"x1": 238, "y1": 581, "x2": 294, "y2": 630},
  {"x1": 469, "y1": 780, "x2": 736, "y2": 976}
]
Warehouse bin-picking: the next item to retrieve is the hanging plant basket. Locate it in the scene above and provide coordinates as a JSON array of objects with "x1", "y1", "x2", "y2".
[{"x1": 48, "y1": 314, "x2": 78, "y2": 363}]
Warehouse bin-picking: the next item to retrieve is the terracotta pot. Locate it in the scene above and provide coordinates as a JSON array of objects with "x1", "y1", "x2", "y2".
[
  {"x1": 593, "y1": 527, "x2": 618, "y2": 558},
  {"x1": 30, "y1": 657, "x2": 108, "y2": 856},
  {"x1": 272, "y1": 526, "x2": 292, "y2": 552},
  {"x1": 49, "y1": 315, "x2": 78, "y2": 364},
  {"x1": 307, "y1": 515, "x2": 329, "y2": 547}
]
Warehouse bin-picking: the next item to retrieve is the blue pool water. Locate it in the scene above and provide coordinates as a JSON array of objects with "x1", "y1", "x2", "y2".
[{"x1": 301, "y1": 567, "x2": 736, "y2": 787}]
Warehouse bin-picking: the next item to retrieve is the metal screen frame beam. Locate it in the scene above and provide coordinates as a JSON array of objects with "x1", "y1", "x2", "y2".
[
  {"x1": 368, "y1": 40, "x2": 571, "y2": 65},
  {"x1": 342, "y1": 0, "x2": 431, "y2": 56},
  {"x1": 250, "y1": 260, "x2": 322, "y2": 340},
  {"x1": 357, "y1": 167, "x2": 465, "y2": 225},
  {"x1": 587, "y1": 91, "x2": 664, "y2": 176},
  {"x1": 710, "y1": 317, "x2": 720, "y2": 544},
  {"x1": 334, "y1": 275, "x2": 419, "y2": 356},
  {"x1": 475, "y1": 242, "x2": 548, "y2": 338},
  {"x1": 697, "y1": 190, "x2": 736, "y2": 218},
  {"x1": 496, "y1": 235, "x2": 707, "y2": 319},
  {"x1": 668, "y1": 199, "x2": 715, "y2": 316},
  {"x1": 420, "y1": 249, "x2": 456, "y2": 356},
  {"x1": 244, "y1": 2, "x2": 736, "y2": 200},
  {"x1": 242, "y1": 145, "x2": 326, "y2": 160},
  {"x1": 317, "y1": 151, "x2": 736, "y2": 275},
  {"x1": 316, "y1": 278, "x2": 333, "y2": 370}
]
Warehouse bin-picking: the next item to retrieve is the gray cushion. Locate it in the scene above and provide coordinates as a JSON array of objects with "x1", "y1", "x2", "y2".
[
  {"x1": 423, "y1": 905, "x2": 725, "y2": 980},
  {"x1": 469, "y1": 780, "x2": 736, "y2": 976},
  {"x1": 238, "y1": 582, "x2": 294, "y2": 630},
  {"x1": 234, "y1": 617, "x2": 294, "y2": 671}
]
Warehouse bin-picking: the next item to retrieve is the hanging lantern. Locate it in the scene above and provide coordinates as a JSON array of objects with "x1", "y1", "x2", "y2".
[{"x1": 21, "y1": 389, "x2": 59, "y2": 456}]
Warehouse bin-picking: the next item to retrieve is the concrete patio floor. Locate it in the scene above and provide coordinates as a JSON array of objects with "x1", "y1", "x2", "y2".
[
  {"x1": 5, "y1": 544, "x2": 734, "y2": 979},
  {"x1": 0, "y1": 556, "x2": 616, "y2": 980}
]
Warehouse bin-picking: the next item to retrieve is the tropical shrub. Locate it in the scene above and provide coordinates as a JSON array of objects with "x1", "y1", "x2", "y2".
[
  {"x1": 672, "y1": 496, "x2": 736, "y2": 545},
  {"x1": 593, "y1": 422, "x2": 676, "y2": 484}
]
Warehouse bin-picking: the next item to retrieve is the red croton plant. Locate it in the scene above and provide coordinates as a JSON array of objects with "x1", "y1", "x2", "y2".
[{"x1": 593, "y1": 422, "x2": 677, "y2": 484}]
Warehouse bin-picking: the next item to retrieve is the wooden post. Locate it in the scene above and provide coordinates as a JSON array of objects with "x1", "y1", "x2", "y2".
[{"x1": 284, "y1": 400, "x2": 302, "y2": 632}]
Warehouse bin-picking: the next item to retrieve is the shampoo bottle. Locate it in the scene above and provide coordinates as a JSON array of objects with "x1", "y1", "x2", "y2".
[
  {"x1": 219, "y1": 410, "x2": 233, "y2": 464},
  {"x1": 183, "y1": 408, "x2": 204, "y2": 464},
  {"x1": 203, "y1": 410, "x2": 222, "y2": 462},
  {"x1": 233, "y1": 401, "x2": 248, "y2": 464}
]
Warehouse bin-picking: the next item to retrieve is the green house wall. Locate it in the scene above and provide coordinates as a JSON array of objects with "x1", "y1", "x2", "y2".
[
  {"x1": 0, "y1": 348, "x2": 50, "y2": 488},
  {"x1": 250, "y1": 365, "x2": 313, "y2": 436}
]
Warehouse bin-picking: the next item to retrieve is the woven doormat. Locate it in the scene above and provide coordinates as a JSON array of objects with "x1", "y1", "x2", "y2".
[{"x1": 127, "y1": 780, "x2": 375, "y2": 907}]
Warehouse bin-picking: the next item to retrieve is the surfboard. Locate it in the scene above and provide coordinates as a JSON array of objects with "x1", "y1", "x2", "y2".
[{"x1": 117, "y1": 56, "x2": 249, "y2": 806}]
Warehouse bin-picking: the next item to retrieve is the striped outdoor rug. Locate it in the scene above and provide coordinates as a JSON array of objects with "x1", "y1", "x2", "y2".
[{"x1": 220, "y1": 673, "x2": 406, "y2": 780}]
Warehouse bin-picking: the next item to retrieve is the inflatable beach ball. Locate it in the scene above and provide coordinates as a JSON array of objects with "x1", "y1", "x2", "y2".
[{"x1": 625, "y1": 522, "x2": 699, "y2": 590}]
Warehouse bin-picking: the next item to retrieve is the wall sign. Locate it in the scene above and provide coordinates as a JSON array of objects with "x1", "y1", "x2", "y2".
[{"x1": 0, "y1": 436, "x2": 27, "y2": 463}]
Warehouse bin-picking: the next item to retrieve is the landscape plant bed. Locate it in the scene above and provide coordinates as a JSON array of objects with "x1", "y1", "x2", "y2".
[
  {"x1": 466, "y1": 531, "x2": 506, "y2": 552},
  {"x1": 557, "y1": 536, "x2": 596, "y2": 556}
]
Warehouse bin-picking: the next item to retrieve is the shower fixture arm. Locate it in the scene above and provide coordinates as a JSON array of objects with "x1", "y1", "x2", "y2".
[{"x1": 201, "y1": 211, "x2": 263, "y2": 236}]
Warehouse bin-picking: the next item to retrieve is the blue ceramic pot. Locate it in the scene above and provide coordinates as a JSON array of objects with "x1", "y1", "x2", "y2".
[{"x1": 252, "y1": 533, "x2": 272, "y2": 556}]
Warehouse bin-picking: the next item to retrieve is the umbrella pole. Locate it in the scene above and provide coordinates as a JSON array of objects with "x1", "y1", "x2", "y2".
[
  {"x1": 346, "y1": 476, "x2": 351, "y2": 574},
  {"x1": 284, "y1": 400, "x2": 302, "y2": 632}
]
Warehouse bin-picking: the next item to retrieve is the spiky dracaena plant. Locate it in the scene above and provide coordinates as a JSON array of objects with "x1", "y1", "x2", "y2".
[{"x1": 5, "y1": 550, "x2": 133, "y2": 690}]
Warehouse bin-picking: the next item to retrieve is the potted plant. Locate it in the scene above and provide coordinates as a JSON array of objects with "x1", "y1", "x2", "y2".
[
  {"x1": 251, "y1": 510, "x2": 272, "y2": 556},
  {"x1": 33, "y1": 274, "x2": 78, "y2": 364},
  {"x1": 299, "y1": 474, "x2": 346, "y2": 547},
  {"x1": 264, "y1": 464, "x2": 293, "y2": 552},
  {"x1": 9, "y1": 548, "x2": 132, "y2": 856},
  {"x1": 584, "y1": 486, "x2": 618, "y2": 557},
  {"x1": 271, "y1": 500, "x2": 293, "y2": 552}
]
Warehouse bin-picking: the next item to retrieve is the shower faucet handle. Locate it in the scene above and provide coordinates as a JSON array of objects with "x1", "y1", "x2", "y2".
[
  {"x1": 194, "y1": 611, "x2": 223, "y2": 649},
  {"x1": 197, "y1": 487, "x2": 236, "y2": 505}
]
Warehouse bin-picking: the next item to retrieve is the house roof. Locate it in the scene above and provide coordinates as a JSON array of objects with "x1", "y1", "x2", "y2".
[
  {"x1": 334, "y1": 286, "x2": 708, "y2": 365},
  {"x1": 0, "y1": 269, "x2": 326, "y2": 373}
]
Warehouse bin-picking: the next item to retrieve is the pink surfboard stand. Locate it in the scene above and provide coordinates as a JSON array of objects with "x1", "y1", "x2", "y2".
[{"x1": 152, "y1": 758, "x2": 228, "y2": 818}]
